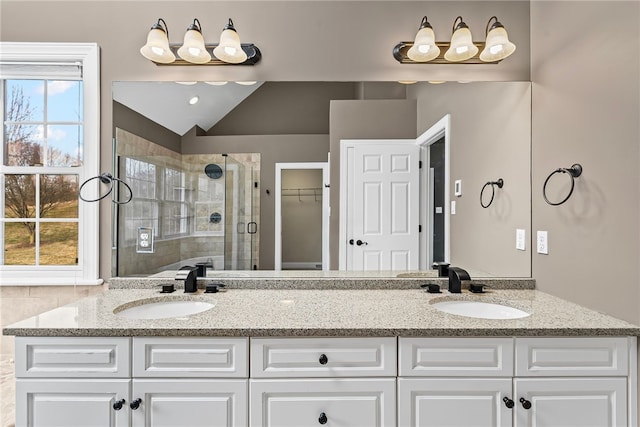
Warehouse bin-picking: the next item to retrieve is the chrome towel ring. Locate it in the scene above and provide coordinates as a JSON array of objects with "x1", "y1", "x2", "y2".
[
  {"x1": 480, "y1": 178, "x2": 504, "y2": 208},
  {"x1": 78, "y1": 172, "x2": 133, "y2": 204},
  {"x1": 542, "y1": 164, "x2": 582, "y2": 206}
]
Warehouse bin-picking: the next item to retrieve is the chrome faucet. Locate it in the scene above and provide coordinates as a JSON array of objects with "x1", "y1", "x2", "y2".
[{"x1": 448, "y1": 267, "x2": 470, "y2": 293}]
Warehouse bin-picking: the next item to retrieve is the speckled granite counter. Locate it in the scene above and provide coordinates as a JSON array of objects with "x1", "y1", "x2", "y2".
[{"x1": 4, "y1": 288, "x2": 640, "y2": 337}]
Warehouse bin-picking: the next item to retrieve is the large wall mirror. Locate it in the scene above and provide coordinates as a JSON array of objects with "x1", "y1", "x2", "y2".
[{"x1": 112, "y1": 81, "x2": 531, "y2": 278}]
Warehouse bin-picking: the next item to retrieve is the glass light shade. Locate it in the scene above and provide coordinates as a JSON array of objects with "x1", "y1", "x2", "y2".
[
  {"x1": 407, "y1": 26, "x2": 440, "y2": 62},
  {"x1": 444, "y1": 27, "x2": 478, "y2": 62},
  {"x1": 236, "y1": 81, "x2": 257, "y2": 86},
  {"x1": 205, "y1": 81, "x2": 228, "y2": 86},
  {"x1": 213, "y1": 26, "x2": 247, "y2": 64},
  {"x1": 140, "y1": 27, "x2": 175, "y2": 64},
  {"x1": 480, "y1": 26, "x2": 516, "y2": 62},
  {"x1": 177, "y1": 28, "x2": 211, "y2": 64}
]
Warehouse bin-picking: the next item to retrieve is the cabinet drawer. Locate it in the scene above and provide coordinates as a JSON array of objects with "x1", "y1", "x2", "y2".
[
  {"x1": 133, "y1": 337, "x2": 248, "y2": 378},
  {"x1": 515, "y1": 337, "x2": 629, "y2": 377},
  {"x1": 250, "y1": 337, "x2": 396, "y2": 378},
  {"x1": 399, "y1": 337, "x2": 514, "y2": 377},
  {"x1": 15, "y1": 337, "x2": 130, "y2": 378},
  {"x1": 250, "y1": 378, "x2": 396, "y2": 427}
]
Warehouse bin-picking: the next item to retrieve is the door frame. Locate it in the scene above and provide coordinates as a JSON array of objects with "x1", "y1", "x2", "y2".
[
  {"x1": 274, "y1": 162, "x2": 330, "y2": 271},
  {"x1": 417, "y1": 114, "x2": 451, "y2": 269}
]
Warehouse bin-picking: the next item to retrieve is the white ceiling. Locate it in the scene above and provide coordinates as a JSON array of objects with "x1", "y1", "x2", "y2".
[{"x1": 112, "y1": 81, "x2": 263, "y2": 135}]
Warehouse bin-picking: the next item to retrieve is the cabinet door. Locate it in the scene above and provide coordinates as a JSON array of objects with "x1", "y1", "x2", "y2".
[
  {"x1": 397, "y1": 378, "x2": 513, "y2": 427},
  {"x1": 16, "y1": 378, "x2": 129, "y2": 427},
  {"x1": 250, "y1": 378, "x2": 396, "y2": 427},
  {"x1": 514, "y1": 378, "x2": 627, "y2": 427},
  {"x1": 131, "y1": 379, "x2": 247, "y2": 427}
]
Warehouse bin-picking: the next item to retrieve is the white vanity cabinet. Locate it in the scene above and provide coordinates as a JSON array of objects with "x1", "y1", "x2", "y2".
[
  {"x1": 249, "y1": 337, "x2": 397, "y2": 427},
  {"x1": 398, "y1": 337, "x2": 634, "y2": 427},
  {"x1": 14, "y1": 337, "x2": 249, "y2": 427}
]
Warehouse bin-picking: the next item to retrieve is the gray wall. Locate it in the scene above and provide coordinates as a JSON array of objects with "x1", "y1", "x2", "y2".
[
  {"x1": 408, "y1": 82, "x2": 532, "y2": 277},
  {"x1": 113, "y1": 101, "x2": 182, "y2": 152},
  {"x1": 0, "y1": 0, "x2": 530, "y2": 279}
]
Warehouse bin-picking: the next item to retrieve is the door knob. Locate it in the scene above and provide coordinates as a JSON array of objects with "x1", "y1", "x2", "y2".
[
  {"x1": 519, "y1": 397, "x2": 532, "y2": 410},
  {"x1": 112, "y1": 399, "x2": 125, "y2": 411},
  {"x1": 318, "y1": 412, "x2": 328, "y2": 424},
  {"x1": 319, "y1": 354, "x2": 328, "y2": 365},
  {"x1": 502, "y1": 397, "x2": 514, "y2": 409},
  {"x1": 349, "y1": 239, "x2": 354, "y2": 245},
  {"x1": 130, "y1": 398, "x2": 142, "y2": 410},
  {"x1": 356, "y1": 240, "x2": 368, "y2": 246}
]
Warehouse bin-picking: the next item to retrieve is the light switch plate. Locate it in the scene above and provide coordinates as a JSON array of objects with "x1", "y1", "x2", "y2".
[
  {"x1": 451, "y1": 200, "x2": 456, "y2": 215},
  {"x1": 516, "y1": 229, "x2": 526, "y2": 251},
  {"x1": 454, "y1": 179, "x2": 462, "y2": 197},
  {"x1": 537, "y1": 230, "x2": 548, "y2": 254}
]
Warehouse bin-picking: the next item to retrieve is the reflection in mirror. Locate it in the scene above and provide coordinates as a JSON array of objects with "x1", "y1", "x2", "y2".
[{"x1": 112, "y1": 81, "x2": 531, "y2": 278}]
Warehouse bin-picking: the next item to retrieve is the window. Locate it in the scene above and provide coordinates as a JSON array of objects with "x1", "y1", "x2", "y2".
[{"x1": 0, "y1": 43, "x2": 100, "y2": 285}]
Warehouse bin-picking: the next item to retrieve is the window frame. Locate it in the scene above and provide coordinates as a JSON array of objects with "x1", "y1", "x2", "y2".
[{"x1": 0, "y1": 42, "x2": 100, "y2": 286}]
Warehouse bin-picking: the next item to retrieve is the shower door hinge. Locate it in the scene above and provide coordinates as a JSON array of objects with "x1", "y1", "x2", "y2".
[
  {"x1": 419, "y1": 160, "x2": 423, "y2": 169},
  {"x1": 419, "y1": 225, "x2": 422, "y2": 233}
]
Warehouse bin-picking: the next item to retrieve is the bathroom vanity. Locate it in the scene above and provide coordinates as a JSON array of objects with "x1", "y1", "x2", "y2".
[{"x1": 5, "y1": 282, "x2": 640, "y2": 427}]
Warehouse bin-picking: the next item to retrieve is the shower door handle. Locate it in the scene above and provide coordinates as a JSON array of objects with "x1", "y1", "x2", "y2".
[{"x1": 248, "y1": 222, "x2": 258, "y2": 234}]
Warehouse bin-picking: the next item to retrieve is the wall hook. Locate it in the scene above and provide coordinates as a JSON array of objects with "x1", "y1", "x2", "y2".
[
  {"x1": 480, "y1": 178, "x2": 504, "y2": 208},
  {"x1": 543, "y1": 164, "x2": 582, "y2": 206}
]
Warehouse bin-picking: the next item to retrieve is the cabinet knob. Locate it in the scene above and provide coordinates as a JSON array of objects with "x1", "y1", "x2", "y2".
[
  {"x1": 318, "y1": 412, "x2": 328, "y2": 424},
  {"x1": 519, "y1": 397, "x2": 532, "y2": 410},
  {"x1": 112, "y1": 399, "x2": 126, "y2": 411},
  {"x1": 502, "y1": 397, "x2": 514, "y2": 409},
  {"x1": 130, "y1": 398, "x2": 142, "y2": 410},
  {"x1": 318, "y1": 354, "x2": 328, "y2": 365}
]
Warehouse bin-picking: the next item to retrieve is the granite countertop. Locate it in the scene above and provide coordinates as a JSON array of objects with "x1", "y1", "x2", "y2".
[{"x1": 4, "y1": 287, "x2": 640, "y2": 337}]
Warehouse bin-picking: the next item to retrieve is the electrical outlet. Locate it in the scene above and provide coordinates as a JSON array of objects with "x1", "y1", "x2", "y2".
[
  {"x1": 537, "y1": 230, "x2": 548, "y2": 254},
  {"x1": 516, "y1": 229, "x2": 526, "y2": 251},
  {"x1": 137, "y1": 227, "x2": 154, "y2": 253}
]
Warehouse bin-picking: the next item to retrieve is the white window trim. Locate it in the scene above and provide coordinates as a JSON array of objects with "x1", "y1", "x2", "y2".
[{"x1": 0, "y1": 42, "x2": 101, "y2": 286}]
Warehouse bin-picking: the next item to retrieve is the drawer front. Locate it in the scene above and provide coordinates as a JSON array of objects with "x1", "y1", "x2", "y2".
[
  {"x1": 15, "y1": 337, "x2": 130, "y2": 378},
  {"x1": 250, "y1": 337, "x2": 396, "y2": 378},
  {"x1": 515, "y1": 337, "x2": 629, "y2": 377},
  {"x1": 399, "y1": 337, "x2": 514, "y2": 377},
  {"x1": 133, "y1": 337, "x2": 248, "y2": 378},
  {"x1": 250, "y1": 378, "x2": 396, "y2": 427}
]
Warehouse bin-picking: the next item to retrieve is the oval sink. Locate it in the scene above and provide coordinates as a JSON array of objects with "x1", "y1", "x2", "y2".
[
  {"x1": 431, "y1": 300, "x2": 530, "y2": 320},
  {"x1": 114, "y1": 300, "x2": 215, "y2": 320}
]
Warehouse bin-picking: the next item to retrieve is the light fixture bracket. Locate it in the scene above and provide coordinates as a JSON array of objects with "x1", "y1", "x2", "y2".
[
  {"x1": 393, "y1": 41, "x2": 499, "y2": 64},
  {"x1": 151, "y1": 43, "x2": 261, "y2": 65}
]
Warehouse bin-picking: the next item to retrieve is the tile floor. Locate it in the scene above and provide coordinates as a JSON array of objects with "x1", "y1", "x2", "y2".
[{"x1": 0, "y1": 284, "x2": 107, "y2": 427}]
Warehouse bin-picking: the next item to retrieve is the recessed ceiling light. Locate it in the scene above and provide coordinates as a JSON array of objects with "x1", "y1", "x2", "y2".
[
  {"x1": 189, "y1": 96, "x2": 199, "y2": 105},
  {"x1": 205, "y1": 81, "x2": 228, "y2": 86},
  {"x1": 236, "y1": 81, "x2": 257, "y2": 86}
]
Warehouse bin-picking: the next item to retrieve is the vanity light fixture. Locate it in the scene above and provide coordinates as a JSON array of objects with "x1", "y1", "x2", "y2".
[
  {"x1": 140, "y1": 17, "x2": 261, "y2": 65},
  {"x1": 443, "y1": 16, "x2": 478, "y2": 62},
  {"x1": 393, "y1": 15, "x2": 516, "y2": 64},
  {"x1": 406, "y1": 16, "x2": 440, "y2": 62},
  {"x1": 479, "y1": 16, "x2": 516, "y2": 62},
  {"x1": 177, "y1": 19, "x2": 211, "y2": 64}
]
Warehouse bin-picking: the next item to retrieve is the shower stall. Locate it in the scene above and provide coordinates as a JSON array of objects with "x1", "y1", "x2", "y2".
[{"x1": 112, "y1": 129, "x2": 259, "y2": 276}]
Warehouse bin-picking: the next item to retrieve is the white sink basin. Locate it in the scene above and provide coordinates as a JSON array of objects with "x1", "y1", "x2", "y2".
[
  {"x1": 114, "y1": 300, "x2": 215, "y2": 320},
  {"x1": 431, "y1": 300, "x2": 530, "y2": 320}
]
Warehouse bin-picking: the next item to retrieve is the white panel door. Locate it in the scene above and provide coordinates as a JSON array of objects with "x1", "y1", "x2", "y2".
[
  {"x1": 250, "y1": 378, "x2": 396, "y2": 427},
  {"x1": 347, "y1": 141, "x2": 419, "y2": 270},
  {"x1": 398, "y1": 378, "x2": 513, "y2": 427},
  {"x1": 513, "y1": 378, "x2": 627, "y2": 427},
  {"x1": 131, "y1": 379, "x2": 248, "y2": 427},
  {"x1": 16, "y1": 378, "x2": 130, "y2": 427}
]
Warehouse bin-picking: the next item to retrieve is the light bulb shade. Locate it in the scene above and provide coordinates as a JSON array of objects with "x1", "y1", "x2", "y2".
[
  {"x1": 213, "y1": 19, "x2": 248, "y2": 64},
  {"x1": 479, "y1": 23, "x2": 516, "y2": 62},
  {"x1": 140, "y1": 19, "x2": 176, "y2": 64},
  {"x1": 444, "y1": 17, "x2": 478, "y2": 62},
  {"x1": 406, "y1": 17, "x2": 440, "y2": 62},
  {"x1": 177, "y1": 19, "x2": 211, "y2": 64}
]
